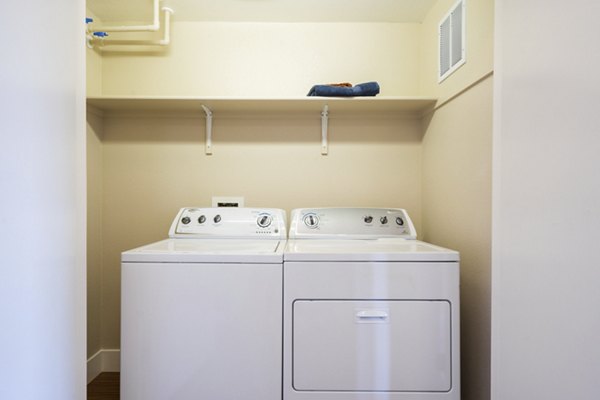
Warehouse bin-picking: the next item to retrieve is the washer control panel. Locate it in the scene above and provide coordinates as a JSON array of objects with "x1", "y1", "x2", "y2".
[
  {"x1": 289, "y1": 208, "x2": 416, "y2": 239},
  {"x1": 169, "y1": 207, "x2": 287, "y2": 239}
]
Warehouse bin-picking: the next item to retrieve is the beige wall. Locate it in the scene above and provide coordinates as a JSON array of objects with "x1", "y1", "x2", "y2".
[
  {"x1": 421, "y1": 76, "x2": 492, "y2": 400},
  {"x1": 88, "y1": 4, "x2": 495, "y2": 399},
  {"x1": 101, "y1": 22, "x2": 421, "y2": 97},
  {"x1": 99, "y1": 113, "x2": 424, "y2": 347},
  {"x1": 86, "y1": 8, "x2": 104, "y2": 361},
  {"x1": 86, "y1": 109, "x2": 103, "y2": 358},
  {"x1": 88, "y1": 17, "x2": 424, "y2": 361},
  {"x1": 419, "y1": 0, "x2": 494, "y2": 102},
  {"x1": 86, "y1": 9, "x2": 102, "y2": 97},
  {"x1": 419, "y1": 2, "x2": 494, "y2": 399}
]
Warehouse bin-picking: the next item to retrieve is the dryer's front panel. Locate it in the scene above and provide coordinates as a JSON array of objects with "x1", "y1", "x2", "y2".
[
  {"x1": 292, "y1": 300, "x2": 451, "y2": 392},
  {"x1": 283, "y1": 261, "x2": 460, "y2": 400}
]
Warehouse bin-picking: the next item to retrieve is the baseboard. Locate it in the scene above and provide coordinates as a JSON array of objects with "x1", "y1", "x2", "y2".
[{"x1": 87, "y1": 349, "x2": 121, "y2": 383}]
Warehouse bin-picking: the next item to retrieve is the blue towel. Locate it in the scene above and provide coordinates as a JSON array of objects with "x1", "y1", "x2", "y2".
[{"x1": 307, "y1": 81, "x2": 380, "y2": 97}]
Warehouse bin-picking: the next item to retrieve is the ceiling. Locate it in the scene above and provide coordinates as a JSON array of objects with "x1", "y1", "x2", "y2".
[{"x1": 87, "y1": 0, "x2": 438, "y2": 23}]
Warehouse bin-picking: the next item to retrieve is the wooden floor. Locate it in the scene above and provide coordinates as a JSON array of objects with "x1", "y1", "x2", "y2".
[{"x1": 87, "y1": 372, "x2": 120, "y2": 400}]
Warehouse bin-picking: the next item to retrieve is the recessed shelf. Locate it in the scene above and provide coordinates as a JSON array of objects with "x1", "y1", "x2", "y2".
[{"x1": 86, "y1": 96, "x2": 437, "y2": 155}]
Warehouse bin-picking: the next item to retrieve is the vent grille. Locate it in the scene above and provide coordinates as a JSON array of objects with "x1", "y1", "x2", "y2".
[
  {"x1": 439, "y1": 0, "x2": 466, "y2": 82},
  {"x1": 439, "y1": 17, "x2": 451, "y2": 77}
]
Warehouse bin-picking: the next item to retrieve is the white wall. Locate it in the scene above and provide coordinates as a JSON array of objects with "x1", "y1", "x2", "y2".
[
  {"x1": 492, "y1": 1, "x2": 600, "y2": 399},
  {"x1": 0, "y1": 1, "x2": 86, "y2": 399}
]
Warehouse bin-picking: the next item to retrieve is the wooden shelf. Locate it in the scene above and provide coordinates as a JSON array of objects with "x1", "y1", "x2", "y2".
[{"x1": 86, "y1": 96, "x2": 437, "y2": 115}]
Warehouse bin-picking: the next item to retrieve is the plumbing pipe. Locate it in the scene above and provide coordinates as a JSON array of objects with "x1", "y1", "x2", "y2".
[
  {"x1": 91, "y1": 0, "x2": 160, "y2": 32},
  {"x1": 85, "y1": 18, "x2": 94, "y2": 48},
  {"x1": 96, "y1": 7, "x2": 173, "y2": 47}
]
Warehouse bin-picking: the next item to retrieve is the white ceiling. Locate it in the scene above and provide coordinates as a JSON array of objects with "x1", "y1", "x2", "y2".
[{"x1": 87, "y1": 0, "x2": 438, "y2": 23}]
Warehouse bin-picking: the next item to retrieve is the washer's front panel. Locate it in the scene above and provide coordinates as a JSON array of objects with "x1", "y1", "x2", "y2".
[{"x1": 122, "y1": 262, "x2": 282, "y2": 400}]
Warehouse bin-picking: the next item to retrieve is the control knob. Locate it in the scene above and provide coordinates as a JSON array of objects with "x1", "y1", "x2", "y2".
[
  {"x1": 214, "y1": 215, "x2": 221, "y2": 223},
  {"x1": 380, "y1": 216, "x2": 388, "y2": 224},
  {"x1": 396, "y1": 217, "x2": 404, "y2": 226},
  {"x1": 303, "y1": 214, "x2": 319, "y2": 229},
  {"x1": 181, "y1": 216, "x2": 191, "y2": 225},
  {"x1": 257, "y1": 214, "x2": 272, "y2": 228},
  {"x1": 364, "y1": 215, "x2": 373, "y2": 224},
  {"x1": 198, "y1": 215, "x2": 206, "y2": 224}
]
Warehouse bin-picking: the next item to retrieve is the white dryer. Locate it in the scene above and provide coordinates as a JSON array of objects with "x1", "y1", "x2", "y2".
[
  {"x1": 283, "y1": 208, "x2": 460, "y2": 400},
  {"x1": 121, "y1": 207, "x2": 286, "y2": 400}
]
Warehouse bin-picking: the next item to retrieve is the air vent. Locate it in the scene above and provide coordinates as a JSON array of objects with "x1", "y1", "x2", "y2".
[{"x1": 439, "y1": 0, "x2": 466, "y2": 82}]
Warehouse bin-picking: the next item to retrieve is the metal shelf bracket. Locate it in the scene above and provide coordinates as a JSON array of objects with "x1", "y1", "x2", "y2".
[
  {"x1": 202, "y1": 105, "x2": 213, "y2": 155},
  {"x1": 321, "y1": 105, "x2": 329, "y2": 155}
]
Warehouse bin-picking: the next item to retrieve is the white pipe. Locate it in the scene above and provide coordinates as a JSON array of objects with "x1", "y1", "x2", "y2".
[
  {"x1": 96, "y1": 7, "x2": 173, "y2": 47},
  {"x1": 92, "y1": 0, "x2": 160, "y2": 32}
]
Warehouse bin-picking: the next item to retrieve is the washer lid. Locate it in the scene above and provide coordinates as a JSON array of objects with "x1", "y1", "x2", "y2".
[
  {"x1": 284, "y1": 239, "x2": 459, "y2": 262},
  {"x1": 122, "y1": 239, "x2": 285, "y2": 263}
]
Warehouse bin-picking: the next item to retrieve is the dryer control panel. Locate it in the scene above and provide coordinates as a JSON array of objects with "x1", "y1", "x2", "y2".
[
  {"x1": 289, "y1": 208, "x2": 417, "y2": 239},
  {"x1": 169, "y1": 207, "x2": 287, "y2": 239}
]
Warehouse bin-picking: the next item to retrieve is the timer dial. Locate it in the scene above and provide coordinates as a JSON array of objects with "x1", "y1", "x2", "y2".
[
  {"x1": 303, "y1": 214, "x2": 319, "y2": 229},
  {"x1": 257, "y1": 214, "x2": 273, "y2": 228}
]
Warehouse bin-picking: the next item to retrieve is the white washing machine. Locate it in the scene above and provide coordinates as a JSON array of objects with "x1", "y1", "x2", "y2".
[
  {"x1": 121, "y1": 207, "x2": 286, "y2": 400},
  {"x1": 283, "y1": 208, "x2": 460, "y2": 400}
]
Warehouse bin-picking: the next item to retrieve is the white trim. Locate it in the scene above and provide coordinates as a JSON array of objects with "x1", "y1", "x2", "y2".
[
  {"x1": 87, "y1": 350, "x2": 103, "y2": 384},
  {"x1": 87, "y1": 349, "x2": 121, "y2": 384}
]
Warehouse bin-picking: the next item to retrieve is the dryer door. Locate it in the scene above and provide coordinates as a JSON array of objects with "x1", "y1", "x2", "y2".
[{"x1": 292, "y1": 300, "x2": 452, "y2": 392}]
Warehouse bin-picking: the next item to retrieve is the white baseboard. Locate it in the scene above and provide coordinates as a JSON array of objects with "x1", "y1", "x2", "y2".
[{"x1": 87, "y1": 349, "x2": 121, "y2": 383}]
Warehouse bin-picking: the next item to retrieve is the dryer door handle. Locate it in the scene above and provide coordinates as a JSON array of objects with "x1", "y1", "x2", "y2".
[{"x1": 355, "y1": 309, "x2": 389, "y2": 323}]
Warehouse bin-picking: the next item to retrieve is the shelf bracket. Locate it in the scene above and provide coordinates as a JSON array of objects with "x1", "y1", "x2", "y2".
[
  {"x1": 321, "y1": 105, "x2": 329, "y2": 155},
  {"x1": 202, "y1": 105, "x2": 213, "y2": 155}
]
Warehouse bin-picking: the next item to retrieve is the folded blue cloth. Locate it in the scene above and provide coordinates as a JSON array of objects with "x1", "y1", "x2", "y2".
[{"x1": 307, "y1": 81, "x2": 380, "y2": 97}]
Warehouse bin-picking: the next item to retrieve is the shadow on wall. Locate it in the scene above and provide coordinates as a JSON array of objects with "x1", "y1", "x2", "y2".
[{"x1": 98, "y1": 113, "x2": 424, "y2": 145}]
